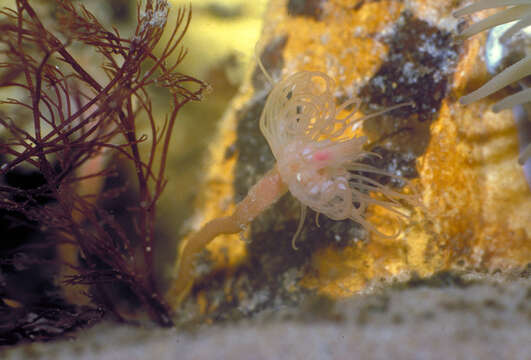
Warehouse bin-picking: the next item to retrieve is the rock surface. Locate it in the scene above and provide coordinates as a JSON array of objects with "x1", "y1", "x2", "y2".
[
  {"x1": 168, "y1": 0, "x2": 531, "y2": 321},
  {"x1": 4, "y1": 272, "x2": 531, "y2": 360}
]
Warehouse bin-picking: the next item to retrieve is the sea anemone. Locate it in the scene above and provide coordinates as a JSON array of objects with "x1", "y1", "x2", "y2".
[
  {"x1": 454, "y1": 0, "x2": 531, "y2": 164},
  {"x1": 170, "y1": 70, "x2": 419, "y2": 301},
  {"x1": 455, "y1": 1, "x2": 531, "y2": 42},
  {"x1": 260, "y1": 71, "x2": 416, "y2": 245},
  {"x1": 455, "y1": 0, "x2": 531, "y2": 111}
]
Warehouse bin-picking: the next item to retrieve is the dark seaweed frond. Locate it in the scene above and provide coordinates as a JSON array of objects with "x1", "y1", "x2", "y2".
[{"x1": 0, "y1": 0, "x2": 207, "y2": 327}]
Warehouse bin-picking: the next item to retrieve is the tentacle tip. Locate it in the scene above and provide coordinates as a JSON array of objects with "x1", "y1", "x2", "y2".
[
  {"x1": 455, "y1": 32, "x2": 470, "y2": 41},
  {"x1": 459, "y1": 94, "x2": 475, "y2": 106}
]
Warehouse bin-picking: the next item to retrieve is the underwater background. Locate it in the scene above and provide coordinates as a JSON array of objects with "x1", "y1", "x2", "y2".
[{"x1": 0, "y1": 0, "x2": 530, "y2": 358}]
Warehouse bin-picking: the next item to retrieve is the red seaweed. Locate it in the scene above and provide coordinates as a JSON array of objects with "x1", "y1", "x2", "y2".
[{"x1": 0, "y1": 0, "x2": 207, "y2": 327}]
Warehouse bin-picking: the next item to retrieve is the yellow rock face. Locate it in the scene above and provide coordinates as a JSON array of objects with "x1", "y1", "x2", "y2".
[{"x1": 168, "y1": 0, "x2": 531, "y2": 310}]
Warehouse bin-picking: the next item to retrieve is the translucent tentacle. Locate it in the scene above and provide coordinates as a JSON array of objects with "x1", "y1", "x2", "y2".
[
  {"x1": 501, "y1": 13, "x2": 531, "y2": 41},
  {"x1": 255, "y1": 42, "x2": 275, "y2": 85},
  {"x1": 349, "y1": 101, "x2": 414, "y2": 130},
  {"x1": 315, "y1": 212, "x2": 321, "y2": 227},
  {"x1": 460, "y1": 56, "x2": 531, "y2": 105},
  {"x1": 493, "y1": 87, "x2": 531, "y2": 112},
  {"x1": 458, "y1": 6, "x2": 530, "y2": 38},
  {"x1": 291, "y1": 203, "x2": 307, "y2": 250},
  {"x1": 454, "y1": 0, "x2": 531, "y2": 18}
]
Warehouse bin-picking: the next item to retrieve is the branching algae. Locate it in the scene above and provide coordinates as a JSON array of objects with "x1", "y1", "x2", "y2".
[{"x1": 0, "y1": 0, "x2": 207, "y2": 327}]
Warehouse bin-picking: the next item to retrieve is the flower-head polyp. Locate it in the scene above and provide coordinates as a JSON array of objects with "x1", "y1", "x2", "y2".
[{"x1": 260, "y1": 71, "x2": 417, "y2": 237}]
